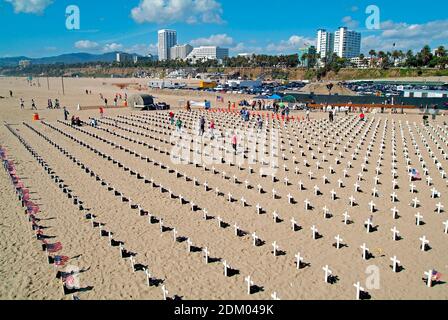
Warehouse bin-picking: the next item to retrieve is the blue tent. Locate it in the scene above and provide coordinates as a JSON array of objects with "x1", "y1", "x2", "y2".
[
  {"x1": 269, "y1": 94, "x2": 282, "y2": 100},
  {"x1": 254, "y1": 95, "x2": 270, "y2": 99}
]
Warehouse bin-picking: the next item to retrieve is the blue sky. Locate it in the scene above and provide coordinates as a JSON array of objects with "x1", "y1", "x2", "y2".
[{"x1": 0, "y1": 0, "x2": 447, "y2": 58}]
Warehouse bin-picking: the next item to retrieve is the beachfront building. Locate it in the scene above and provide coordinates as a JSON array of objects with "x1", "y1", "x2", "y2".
[
  {"x1": 158, "y1": 29, "x2": 177, "y2": 61},
  {"x1": 186, "y1": 46, "x2": 229, "y2": 64},
  {"x1": 334, "y1": 27, "x2": 361, "y2": 59},
  {"x1": 18, "y1": 60, "x2": 31, "y2": 68},
  {"x1": 170, "y1": 44, "x2": 193, "y2": 60},
  {"x1": 298, "y1": 46, "x2": 317, "y2": 68},
  {"x1": 116, "y1": 52, "x2": 136, "y2": 63},
  {"x1": 316, "y1": 29, "x2": 334, "y2": 59},
  {"x1": 350, "y1": 57, "x2": 369, "y2": 69}
]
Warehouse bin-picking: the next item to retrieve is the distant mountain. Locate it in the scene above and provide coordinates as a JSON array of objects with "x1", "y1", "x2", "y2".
[{"x1": 0, "y1": 52, "x2": 140, "y2": 67}]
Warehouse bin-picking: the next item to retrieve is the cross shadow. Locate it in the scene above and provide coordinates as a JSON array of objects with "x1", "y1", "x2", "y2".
[
  {"x1": 360, "y1": 291, "x2": 372, "y2": 300},
  {"x1": 167, "y1": 295, "x2": 183, "y2": 301},
  {"x1": 176, "y1": 236, "x2": 188, "y2": 243},
  {"x1": 208, "y1": 257, "x2": 221, "y2": 264},
  {"x1": 328, "y1": 275, "x2": 339, "y2": 285},
  {"x1": 250, "y1": 285, "x2": 264, "y2": 295},
  {"x1": 63, "y1": 286, "x2": 94, "y2": 295}
]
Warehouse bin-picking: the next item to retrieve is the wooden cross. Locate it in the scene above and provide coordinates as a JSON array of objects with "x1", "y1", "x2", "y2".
[
  {"x1": 436, "y1": 202, "x2": 444, "y2": 214},
  {"x1": 360, "y1": 243, "x2": 369, "y2": 260},
  {"x1": 365, "y1": 218, "x2": 373, "y2": 233},
  {"x1": 391, "y1": 226, "x2": 399, "y2": 241},
  {"x1": 272, "y1": 241, "x2": 279, "y2": 256},
  {"x1": 391, "y1": 207, "x2": 399, "y2": 219},
  {"x1": 368, "y1": 201, "x2": 376, "y2": 213},
  {"x1": 390, "y1": 256, "x2": 400, "y2": 273},
  {"x1": 271, "y1": 292, "x2": 280, "y2": 300},
  {"x1": 322, "y1": 265, "x2": 332, "y2": 283},
  {"x1": 223, "y1": 260, "x2": 229, "y2": 277},
  {"x1": 354, "y1": 282, "x2": 365, "y2": 300},
  {"x1": 412, "y1": 197, "x2": 420, "y2": 208},
  {"x1": 203, "y1": 247, "x2": 209, "y2": 264},
  {"x1": 335, "y1": 235, "x2": 343, "y2": 249},
  {"x1": 162, "y1": 285, "x2": 169, "y2": 300},
  {"x1": 295, "y1": 252, "x2": 304, "y2": 270},
  {"x1": 311, "y1": 225, "x2": 318, "y2": 240},
  {"x1": 245, "y1": 276, "x2": 254, "y2": 295},
  {"x1": 343, "y1": 212, "x2": 350, "y2": 225},
  {"x1": 419, "y1": 236, "x2": 429, "y2": 251},
  {"x1": 424, "y1": 270, "x2": 433, "y2": 288},
  {"x1": 443, "y1": 220, "x2": 448, "y2": 234},
  {"x1": 252, "y1": 232, "x2": 259, "y2": 247}
]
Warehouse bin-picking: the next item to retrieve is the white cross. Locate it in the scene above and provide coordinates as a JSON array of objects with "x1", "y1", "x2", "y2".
[
  {"x1": 391, "y1": 227, "x2": 399, "y2": 241},
  {"x1": 444, "y1": 220, "x2": 448, "y2": 234},
  {"x1": 391, "y1": 192, "x2": 398, "y2": 202},
  {"x1": 295, "y1": 252, "x2": 304, "y2": 269},
  {"x1": 159, "y1": 218, "x2": 164, "y2": 233},
  {"x1": 323, "y1": 175, "x2": 328, "y2": 184},
  {"x1": 334, "y1": 235, "x2": 343, "y2": 249},
  {"x1": 338, "y1": 179, "x2": 343, "y2": 188},
  {"x1": 273, "y1": 211, "x2": 279, "y2": 222},
  {"x1": 372, "y1": 187, "x2": 379, "y2": 197},
  {"x1": 284, "y1": 177, "x2": 289, "y2": 186},
  {"x1": 173, "y1": 228, "x2": 178, "y2": 242},
  {"x1": 311, "y1": 225, "x2": 318, "y2": 239},
  {"x1": 415, "y1": 212, "x2": 423, "y2": 226},
  {"x1": 391, "y1": 207, "x2": 399, "y2": 219},
  {"x1": 228, "y1": 193, "x2": 233, "y2": 202},
  {"x1": 257, "y1": 185, "x2": 262, "y2": 194},
  {"x1": 308, "y1": 171, "x2": 314, "y2": 180},
  {"x1": 304, "y1": 199, "x2": 311, "y2": 210},
  {"x1": 203, "y1": 247, "x2": 209, "y2": 264},
  {"x1": 287, "y1": 193, "x2": 293, "y2": 204},
  {"x1": 436, "y1": 202, "x2": 444, "y2": 214},
  {"x1": 203, "y1": 181, "x2": 208, "y2": 191},
  {"x1": 419, "y1": 236, "x2": 429, "y2": 251},
  {"x1": 234, "y1": 223, "x2": 240, "y2": 236},
  {"x1": 354, "y1": 182, "x2": 360, "y2": 192},
  {"x1": 223, "y1": 260, "x2": 229, "y2": 277},
  {"x1": 390, "y1": 256, "x2": 400, "y2": 273},
  {"x1": 291, "y1": 218, "x2": 297, "y2": 231},
  {"x1": 360, "y1": 243, "x2": 369, "y2": 260},
  {"x1": 427, "y1": 176, "x2": 433, "y2": 186},
  {"x1": 298, "y1": 180, "x2": 304, "y2": 190},
  {"x1": 322, "y1": 265, "x2": 332, "y2": 283},
  {"x1": 252, "y1": 232, "x2": 259, "y2": 247},
  {"x1": 412, "y1": 197, "x2": 420, "y2": 208},
  {"x1": 271, "y1": 292, "x2": 280, "y2": 300},
  {"x1": 349, "y1": 196, "x2": 356, "y2": 207},
  {"x1": 424, "y1": 270, "x2": 433, "y2": 288},
  {"x1": 187, "y1": 238, "x2": 193, "y2": 252},
  {"x1": 241, "y1": 197, "x2": 246, "y2": 207},
  {"x1": 368, "y1": 201, "x2": 376, "y2": 213},
  {"x1": 331, "y1": 190, "x2": 337, "y2": 200},
  {"x1": 354, "y1": 282, "x2": 365, "y2": 300},
  {"x1": 202, "y1": 209, "x2": 208, "y2": 220},
  {"x1": 343, "y1": 212, "x2": 350, "y2": 225},
  {"x1": 245, "y1": 276, "x2": 254, "y2": 295},
  {"x1": 272, "y1": 241, "x2": 279, "y2": 256},
  {"x1": 431, "y1": 188, "x2": 438, "y2": 198},
  {"x1": 162, "y1": 285, "x2": 169, "y2": 300},
  {"x1": 374, "y1": 176, "x2": 380, "y2": 185},
  {"x1": 314, "y1": 185, "x2": 320, "y2": 196},
  {"x1": 245, "y1": 180, "x2": 249, "y2": 189},
  {"x1": 256, "y1": 204, "x2": 262, "y2": 215},
  {"x1": 218, "y1": 216, "x2": 223, "y2": 228}
]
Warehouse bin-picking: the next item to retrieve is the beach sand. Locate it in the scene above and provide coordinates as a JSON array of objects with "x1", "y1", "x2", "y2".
[{"x1": 0, "y1": 77, "x2": 447, "y2": 300}]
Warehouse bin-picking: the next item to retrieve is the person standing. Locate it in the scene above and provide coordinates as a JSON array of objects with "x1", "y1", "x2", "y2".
[
  {"x1": 176, "y1": 119, "x2": 183, "y2": 132},
  {"x1": 104, "y1": 98, "x2": 108, "y2": 107},
  {"x1": 99, "y1": 107, "x2": 104, "y2": 118},
  {"x1": 169, "y1": 111, "x2": 175, "y2": 125},
  {"x1": 232, "y1": 132, "x2": 238, "y2": 156},
  {"x1": 199, "y1": 116, "x2": 206, "y2": 136},
  {"x1": 31, "y1": 99, "x2": 37, "y2": 110},
  {"x1": 209, "y1": 119, "x2": 215, "y2": 140},
  {"x1": 63, "y1": 106, "x2": 70, "y2": 121},
  {"x1": 306, "y1": 109, "x2": 310, "y2": 121},
  {"x1": 20, "y1": 98, "x2": 25, "y2": 110},
  {"x1": 9, "y1": 90, "x2": 13, "y2": 98}
]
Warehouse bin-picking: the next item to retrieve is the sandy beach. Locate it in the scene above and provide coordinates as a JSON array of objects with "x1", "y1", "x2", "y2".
[{"x1": 0, "y1": 77, "x2": 447, "y2": 300}]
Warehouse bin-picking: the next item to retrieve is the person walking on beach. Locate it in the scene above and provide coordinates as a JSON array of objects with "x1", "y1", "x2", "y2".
[
  {"x1": 31, "y1": 99, "x2": 37, "y2": 110},
  {"x1": 104, "y1": 98, "x2": 108, "y2": 107},
  {"x1": 63, "y1": 106, "x2": 70, "y2": 121},
  {"x1": 306, "y1": 109, "x2": 310, "y2": 121},
  {"x1": 257, "y1": 115, "x2": 263, "y2": 131},
  {"x1": 199, "y1": 116, "x2": 206, "y2": 136},
  {"x1": 176, "y1": 119, "x2": 183, "y2": 133},
  {"x1": 20, "y1": 98, "x2": 25, "y2": 110},
  {"x1": 47, "y1": 99, "x2": 53, "y2": 109},
  {"x1": 232, "y1": 132, "x2": 238, "y2": 156},
  {"x1": 9, "y1": 90, "x2": 13, "y2": 98},
  {"x1": 169, "y1": 111, "x2": 175, "y2": 125},
  {"x1": 99, "y1": 107, "x2": 104, "y2": 118},
  {"x1": 209, "y1": 119, "x2": 215, "y2": 140}
]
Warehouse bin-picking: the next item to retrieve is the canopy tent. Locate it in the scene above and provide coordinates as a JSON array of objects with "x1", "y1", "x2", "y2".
[
  {"x1": 268, "y1": 94, "x2": 282, "y2": 100},
  {"x1": 254, "y1": 95, "x2": 270, "y2": 99},
  {"x1": 281, "y1": 95, "x2": 297, "y2": 103}
]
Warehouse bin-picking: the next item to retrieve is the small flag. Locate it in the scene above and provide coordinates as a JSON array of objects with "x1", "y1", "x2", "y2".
[
  {"x1": 410, "y1": 168, "x2": 421, "y2": 181},
  {"x1": 62, "y1": 273, "x2": 76, "y2": 287},
  {"x1": 54, "y1": 256, "x2": 70, "y2": 267},
  {"x1": 432, "y1": 270, "x2": 442, "y2": 282},
  {"x1": 45, "y1": 242, "x2": 63, "y2": 253}
]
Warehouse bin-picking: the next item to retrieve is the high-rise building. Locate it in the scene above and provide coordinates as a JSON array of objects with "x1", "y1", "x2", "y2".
[
  {"x1": 334, "y1": 27, "x2": 361, "y2": 59},
  {"x1": 298, "y1": 46, "x2": 317, "y2": 68},
  {"x1": 170, "y1": 44, "x2": 193, "y2": 60},
  {"x1": 316, "y1": 29, "x2": 334, "y2": 59},
  {"x1": 186, "y1": 46, "x2": 229, "y2": 63},
  {"x1": 158, "y1": 29, "x2": 177, "y2": 61}
]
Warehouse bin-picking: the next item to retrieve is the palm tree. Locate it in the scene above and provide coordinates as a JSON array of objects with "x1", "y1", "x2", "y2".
[
  {"x1": 435, "y1": 46, "x2": 446, "y2": 58},
  {"x1": 369, "y1": 50, "x2": 377, "y2": 67}
]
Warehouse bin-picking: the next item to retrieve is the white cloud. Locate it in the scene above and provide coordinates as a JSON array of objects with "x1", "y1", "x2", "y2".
[
  {"x1": 230, "y1": 42, "x2": 264, "y2": 55},
  {"x1": 362, "y1": 19, "x2": 448, "y2": 53},
  {"x1": 131, "y1": 0, "x2": 224, "y2": 24},
  {"x1": 342, "y1": 16, "x2": 360, "y2": 29},
  {"x1": 190, "y1": 34, "x2": 234, "y2": 47},
  {"x1": 266, "y1": 35, "x2": 315, "y2": 55},
  {"x1": 75, "y1": 40, "x2": 100, "y2": 50},
  {"x1": 4, "y1": 0, "x2": 52, "y2": 14},
  {"x1": 103, "y1": 43, "x2": 123, "y2": 52},
  {"x1": 124, "y1": 43, "x2": 158, "y2": 55}
]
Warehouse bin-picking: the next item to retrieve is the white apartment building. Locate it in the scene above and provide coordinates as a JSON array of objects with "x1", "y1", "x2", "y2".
[
  {"x1": 186, "y1": 46, "x2": 229, "y2": 63},
  {"x1": 170, "y1": 44, "x2": 193, "y2": 60},
  {"x1": 316, "y1": 29, "x2": 334, "y2": 59},
  {"x1": 116, "y1": 52, "x2": 135, "y2": 63},
  {"x1": 334, "y1": 27, "x2": 361, "y2": 59},
  {"x1": 158, "y1": 29, "x2": 177, "y2": 61}
]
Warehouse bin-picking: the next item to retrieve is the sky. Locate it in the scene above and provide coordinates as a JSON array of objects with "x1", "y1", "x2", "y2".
[{"x1": 0, "y1": 0, "x2": 447, "y2": 58}]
